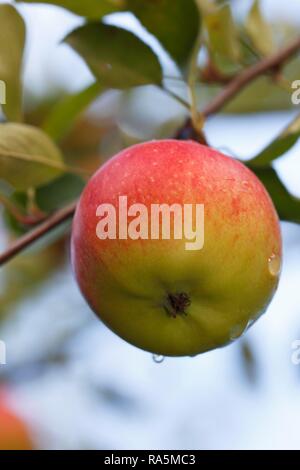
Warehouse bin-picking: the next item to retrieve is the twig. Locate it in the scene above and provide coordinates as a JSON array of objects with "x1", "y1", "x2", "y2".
[
  {"x1": 1, "y1": 36, "x2": 300, "y2": 267},
  {"x1": 200, "y1": 59, "x2": 236, "y2": 85},
  {"x1": 177, "y1": 36, "x2": 300, "y2": 141},
  {"x1": 0, "y1": 193, "x2": 46, "y2": 226},
  {"x1": 202, "y1": 35, "x2": 300, "y2": 117},
  {"x1": 0, "y1": 202, "x2": 77, "y2": 266}
]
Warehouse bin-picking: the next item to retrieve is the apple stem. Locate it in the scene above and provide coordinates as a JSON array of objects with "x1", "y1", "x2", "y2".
[{"x1": 164, "y1": 292, "x2": 191, "y2": 318}]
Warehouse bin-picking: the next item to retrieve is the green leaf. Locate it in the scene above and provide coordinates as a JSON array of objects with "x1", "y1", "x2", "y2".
[
  {"x1": 43, "y1": 82, "x2": 103, "y2": 141},
  {"x1": 2, "y1": 191, "x2": 29, "y2": 235},
  {"x1": 65, "y1": 23, "x2": 163, "y2": 89},
  {"x1": 204, "y1": 3, "x2": 240, "y2": 62},
  {"x1": 252, "y1": 166, "x2": 300, "y2": 224},
  {"x1": 16, "y1": 0, "x2": 125, "y2": 19},
  {"x1": 245, "y1": 0, "x2": 274, "y2": 56},
  {"x1": 36, "y1": 173, "x2": 85, "y2": 212},
  {"x1": 0, "y1": 123, "x2": 66, "y2": 191},
  {"x1": 249, "y1": 113, "x2": 300, "y2": 167},
  {"x1": 127, "y1": 0, "x2": 201, "y2": 66},
  {"x1": 0, "y1": 4, "x2": 26, "y2": 122}
]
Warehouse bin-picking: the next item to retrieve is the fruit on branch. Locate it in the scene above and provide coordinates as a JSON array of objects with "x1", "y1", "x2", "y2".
[
  {"x1": 71, "y1": 140, "x2": 282, "y2": 357},
  {"x1": 0, "y1": 392, "x2": 33, "y2": 450}
]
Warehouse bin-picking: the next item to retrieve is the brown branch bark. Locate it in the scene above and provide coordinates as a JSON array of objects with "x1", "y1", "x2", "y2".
[
  {"x1": 190, "y1": 36, "x2": 300, "y2": 125},
  {"x1": 1, "y1": 36, "x2": 300, "y2": 267},
  {"x1": 0, "y1": 201, "x2": 77, "y2": 266}
]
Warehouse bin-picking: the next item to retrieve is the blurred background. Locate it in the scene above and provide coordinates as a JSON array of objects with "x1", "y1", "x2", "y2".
[{"x1": 0, "y1": 0, "x2": 300, "y2": 450}]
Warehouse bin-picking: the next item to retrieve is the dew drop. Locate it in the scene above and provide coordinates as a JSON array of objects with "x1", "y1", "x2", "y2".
[
  {"x1": 246, "y1": 318, "x2": 255, "y2": 329},
  {"x1": 230, "y1": 322, "x2": 248, "y2": 341},
  {"x1": 268, "y1": 254, "x2": 281, "y2": 277},
  {"x1": 152, "y1": 354, "x2": 165, "y2": 364}
]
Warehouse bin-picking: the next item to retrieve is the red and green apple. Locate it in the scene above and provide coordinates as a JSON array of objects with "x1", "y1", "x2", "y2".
[{"x1": 71, "y1": 140, "x2": 282, "y2": 357}]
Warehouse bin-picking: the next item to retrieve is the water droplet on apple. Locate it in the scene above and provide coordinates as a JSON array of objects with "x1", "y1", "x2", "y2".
[
  {"x1": 268, "y1": 254, "x2": 281, "y2": 277},
  {"x1": 152, "y1": 354, "x2": 165, "y2": 364},
  {"x1": 230, "y1": 322, "x2": 248, "y2": 341}
]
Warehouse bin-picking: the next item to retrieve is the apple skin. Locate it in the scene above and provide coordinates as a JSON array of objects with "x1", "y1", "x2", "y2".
[
  {"x1": 0, "y1": 394, "x2": 33, "y2": 450},
  {"x1": 71, "y1": 140, "x2": 282, "y2": 357}
]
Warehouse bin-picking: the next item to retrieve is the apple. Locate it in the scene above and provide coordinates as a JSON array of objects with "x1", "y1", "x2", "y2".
[
  {"x1": 0, "y1": 393, "x2": 33, "y2": 450},
  {"x1": 71, "y1": 140, "x2": 282, "y2": 357}
]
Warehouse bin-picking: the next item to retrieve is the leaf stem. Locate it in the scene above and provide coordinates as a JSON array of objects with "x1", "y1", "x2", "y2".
[
  {"x1": 0, "y1": 193, "x2": 46, "y2": 226},
  {"x1": 160, "y1": 86, "x2": 190, "y2": 110},
  {"x1": 187, "y1": 32, "x2": 206, "y2": 140}
]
